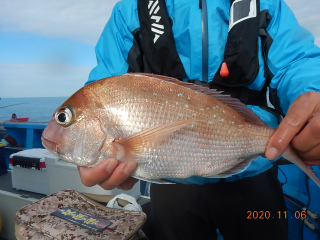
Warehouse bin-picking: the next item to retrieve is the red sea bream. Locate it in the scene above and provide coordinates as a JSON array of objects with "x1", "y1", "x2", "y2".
[{"x1": 41, "y1": 73, "x2": 320, "y2": 186}]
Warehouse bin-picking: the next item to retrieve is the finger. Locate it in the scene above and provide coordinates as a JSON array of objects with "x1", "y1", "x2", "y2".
[
  {"x1": 292, "y1": 113, "x2": 320, "y2": 153},
  {"x1": 78, "y1": 158, "x2": 119, "y2": 187},
  {"x1": 304, "y1": 159, "x2": 320, "y2": 166},
  {"x1": 99, "y1": 161, "x2": 137, "y2": 190},
  {"x1": 265, "y1": 96, "x2": 315, "y2": 160},
  {"x1": 117, "y1": 177, "x2": 139, "y2": 190}
]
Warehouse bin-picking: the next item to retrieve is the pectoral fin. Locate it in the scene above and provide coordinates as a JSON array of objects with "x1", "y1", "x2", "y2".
[{"x1": 112, "y1": 119, "x2": 199, "y2": 162}]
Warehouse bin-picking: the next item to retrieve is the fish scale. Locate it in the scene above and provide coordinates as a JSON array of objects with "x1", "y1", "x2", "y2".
[
  {"x1": 41, "y1": 73, "x2": 320, "y2": 187},
  {"x1": 132, "y1": 120, "x2": 265, "y2": 179}
]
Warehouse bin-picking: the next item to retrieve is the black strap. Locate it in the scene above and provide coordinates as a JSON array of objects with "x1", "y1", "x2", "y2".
[
  {"x1": 259, "y1": 10, "x2": 274, "y2": 88},
  {"x1": 259, "y1": 10, "x2": 285, "y2": 118},
  {"x1": 136, "y1": 0, "x2": 187, "y2": 79}
]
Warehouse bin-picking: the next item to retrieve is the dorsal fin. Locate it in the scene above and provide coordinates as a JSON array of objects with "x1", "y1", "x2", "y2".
[{"x1": 130, "y1": 73, "x2": 266, "y2": 126}]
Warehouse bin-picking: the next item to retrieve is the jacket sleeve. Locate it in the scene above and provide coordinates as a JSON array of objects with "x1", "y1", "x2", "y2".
[
  {"x1": 0, "y1": 123, "x2": 9, "y2": 139},
  {"x1": 266, "y1": 0, "x2": 320, "y2": 114},
  {"x1": 85, "y1": 1, "x2": 138, "y2": 85}
]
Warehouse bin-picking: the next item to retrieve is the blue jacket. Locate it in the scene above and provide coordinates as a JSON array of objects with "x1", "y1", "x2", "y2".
[{"x1": 86, "y1": 0, "x2": 320, "y2": 184}]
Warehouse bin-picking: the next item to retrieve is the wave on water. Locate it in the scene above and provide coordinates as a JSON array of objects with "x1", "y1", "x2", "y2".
[{"x1": 0, "y1": 97, "x2": 68, "y2": 122}]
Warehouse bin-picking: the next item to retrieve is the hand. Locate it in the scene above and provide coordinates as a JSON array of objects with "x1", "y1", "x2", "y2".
[
  {"x1": 5, "y1": 135, "x2": 17, "y2": 146},
  {"x1": 266, "y1": 91, "x2": 320, "y2": 166},
  {"x1": 78, "y1": 157, "x2": 138, "y2": 190}
]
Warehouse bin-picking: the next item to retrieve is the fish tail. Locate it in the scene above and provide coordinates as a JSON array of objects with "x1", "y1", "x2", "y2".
[{"x1": 282, "y1": 145, "x2": 320, "y2": 188}]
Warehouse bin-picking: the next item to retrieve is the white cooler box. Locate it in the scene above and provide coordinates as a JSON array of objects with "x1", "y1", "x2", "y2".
[
  {"x1": 10, "y1": 149, "x2": 141, "y2": 199},
  {"x1": 10, "y1": 148, "x2": 51, "y2": 195},
  {"x1": 45, "y1": 154, "x2": 141, "y2": 199}
]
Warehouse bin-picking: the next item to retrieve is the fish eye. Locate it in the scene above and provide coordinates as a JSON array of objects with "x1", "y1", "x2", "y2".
[{"x1": 55, "y1": 106, "x2": 74, "y2": 127}]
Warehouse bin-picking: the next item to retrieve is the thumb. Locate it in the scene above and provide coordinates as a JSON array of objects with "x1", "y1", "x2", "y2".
[{"x1": 265, "y1": 96, "x2": 314, "y2": 160}]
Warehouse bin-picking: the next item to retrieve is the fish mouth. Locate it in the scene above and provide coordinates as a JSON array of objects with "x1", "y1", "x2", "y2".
[{"x1": 41, "y1": 135, "x2": 57, "y2": 153}]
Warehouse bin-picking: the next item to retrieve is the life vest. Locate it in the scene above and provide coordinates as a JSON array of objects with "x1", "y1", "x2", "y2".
[{"x1": 133, "y1": 0, "x2": 284, "y2": 122}]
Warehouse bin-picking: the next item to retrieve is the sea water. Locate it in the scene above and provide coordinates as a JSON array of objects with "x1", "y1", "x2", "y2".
[{"x1": 0, "y1": 97, "x2": 68, "y2": 122}]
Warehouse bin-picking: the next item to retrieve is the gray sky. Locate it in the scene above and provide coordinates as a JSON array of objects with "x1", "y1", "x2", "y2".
[
  {"x1": 0, "y1": 0, "x2": 319, "y2": 98},
  {"x1": 286, "y1": 0, "x2": 320, "y2": 45},
  {"x1": 0, "y1": 0, "x2": 117, "y2": 45}
]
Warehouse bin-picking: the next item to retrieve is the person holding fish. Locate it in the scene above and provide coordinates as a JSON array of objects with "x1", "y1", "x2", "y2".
[{"x1": 41, "y1": 0, "x2": 320, "y2": 239}]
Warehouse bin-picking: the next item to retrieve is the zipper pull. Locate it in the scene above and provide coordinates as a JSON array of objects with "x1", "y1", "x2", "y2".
[{"x1": 220, "y1": 62, "x2": 229, "y2": 77}]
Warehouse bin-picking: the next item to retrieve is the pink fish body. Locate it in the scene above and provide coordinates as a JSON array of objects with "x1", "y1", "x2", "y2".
[{"x1": 41, "y1": 73, "x2": 320, "y2": 186}]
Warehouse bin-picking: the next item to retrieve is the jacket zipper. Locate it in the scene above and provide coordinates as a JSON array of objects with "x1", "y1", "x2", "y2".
[{"x1": 200, "y1": 0, "x2": 209, "y2": 83}]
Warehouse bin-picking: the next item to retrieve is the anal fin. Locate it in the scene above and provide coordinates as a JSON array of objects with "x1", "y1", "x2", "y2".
[{"x1": 132, "y1": 174, "x2": 175, "y2": 184}]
